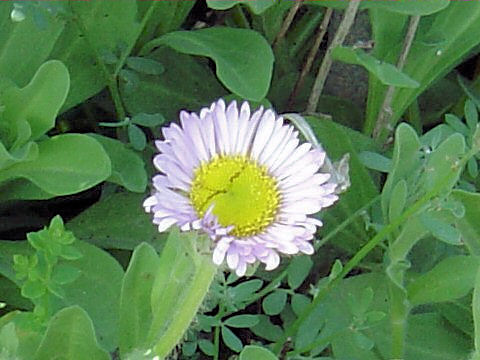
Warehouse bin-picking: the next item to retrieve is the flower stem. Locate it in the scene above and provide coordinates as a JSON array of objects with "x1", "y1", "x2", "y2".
[
  {"x1": 288, "y1": 7, "x2": 332, "y2": 108},
  {"x1": 274, "y1": 0, "x2": 304, "y2": 47},
  {"x1": 306, "y1": 0, "x2": 361, "y2": 113},
  {"x1": 153, "y1": 255, "x2": 216, "y2": 357}
]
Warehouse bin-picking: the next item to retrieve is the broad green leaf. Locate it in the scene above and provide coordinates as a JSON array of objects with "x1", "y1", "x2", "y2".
[
  {"x1": 239, "y1": 345, "x2": 278, "y2": 360},
  {"x1": 224, "y1": 315, "x2": 260, "y2": 328},
  {"x1": 222, "y1": 326, "x2": 243, "y2": 353},
  {"x1": 388, "y1": 179, "x2": 407, "y2": 222},
  {"x1": 262, "y1": 291, "x2": 287, "y2": 316},
  {"x1": 67, "y1": 192, "x2": 167, "y2": 250},
  {"x1": 122, "y1": 48, "x2": 226, "y2": 121},
  {"x1": 332, "y1": 47, "x2": 419, "y2": 88},
  {"x1": 287, "y1": 255, "x2": 313, "y2": 290},
  {"x1": 50, "y1": 264, "x2": 81, "y2": 285},
  {"x1": 128, "y1": 124, "x2": 146, "y2": 151},
  {"x1": 419, "y1": 133, "x2": 465, "y2": 193},
  {"x1": 34, "y1": 306, "x2": 110, "y2": 360},
  {"x1": 251, "y1": 315, "x2": 283, "y2": 342},
  {"x1": 0, "y1": 134, "x2": 111, "y2": 200},
  {"x1": 365, "y1": 2, "x2": 480, "y2": 137},
  {"x1": 381, "y1": 124, "x2": 421, "y2": 218},
  {"x1": 126, "y1": 56, "x2": 164, "y2": 75},
  {"x1": 305, "y1": 116, "x2": 379, "y2": 253},
  {"x1": 0, "y1": 5, "x2": 64, "y2": 87},
  {"x1": 0, "y1": 141, "x2": 38, "y2": 172},
  {"x1": 206, "y1": 0, "x2": 276, "y2": 15},
  {"x1": 88, "y1": 134, "x2": 147, "y2": 193},
  {"x1": 145, "y1": 27, "x2": 273, "y2": 101},
  {"x1": 229, "y1": 279, "x2": 264, "y2": 304},
  {"x1": 407, "y1": 255, "x2": 480, "y2": 305},
  {"x1": 0, "y1": 322, "x2": 18, "y2": 358},
  {"x1": 358, "y1": 151, "x2": 392, "y2": 173},
  {"x1": 452, "y1": 190, "x2": 480, "y2": 255},
  {"x1": 435, "y1": 300, "x2": 474, "y2": 338},
  {"x1": 131, "y1": 113, "x2": 166, "y2": 128},
  {"x1": 1, "y1": 60, "x2": 69, "y2": 144},
  {"x1": 306, "y1": 0, "x2": 449, "y2": 15},
  {"x1": 50, "y1": 1, "x2": 141, "y2": 111},
  {"x1": 119, "y1": 243, "x2": 160, "y2": 356},
  {"x1": 419, "y1": 212, "x2": 462, "y2": 245}
]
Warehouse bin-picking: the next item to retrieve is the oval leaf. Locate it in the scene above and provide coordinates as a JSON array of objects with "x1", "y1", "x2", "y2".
[{"x1": 149, "y1": 27, "x2": 274, "y2": 101}]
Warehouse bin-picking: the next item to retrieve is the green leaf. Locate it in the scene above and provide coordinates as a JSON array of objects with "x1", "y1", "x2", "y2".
[
  {"x1": 407, "y1": 255, "x2": 480, "y2": 305},
  {"x1": 0, "y1": 7, "x2": 64, "y2": 88},
  {"x1": 146, "y1": 27, "x2": 274, "y2": 101},
  {"x1": 121, "y1": 48, "x2": 226, "y2": 122},
  {"x1": 67, "y1": 192, "x2": 167, "y2": 250},
  {"x1": 381, "y1": 124, "x2": 421, "y2": 218},
  {"x1": 291, "y1": 294, "x2": 311, "y2": 316},
  {"x1": 198, "y1": 339, "x2": 215, "y2": 356},
  {"x1": 419, "y1": 212, "x2": 462, "y2": 245},
  {"x1": 119, "y1": 243, "x2": 160, "y2": 357},
  {"x1": 126, "y1": 56, "x2": 165, "y2": 75},
  {"x1": 0, "y1": 134, "x2": 111, "y2": 200},
  {"x1": 51, "y1": 240, "x2": 124, "y2": 352},
  {"x1": 358, "y1": 151, "x2": 392, "y2": 173},
  {"x1": 34, "y1": 306, "x2": 110, "y2": 360},
  {"x1": 239, "y1": 345, "x2": 278, "y2": 360},
  {"x1": 229, "y1": 279, "x2": 263, "y2": 304},
  {"x1": 388, "y1": 179, "x2": 407, "y2": 222},
  {"x1": 206, "y1": 0, "x2": 276, "y2": 15},
  {"x1": 222, "y1": 326, "x2": 243, "y2": 353},
  {"x1": 127, "y1": 124, "x2": 147, "y2": 151},
  {"x1": 305, "y1": 117, "x2": 379, "y2": 253},
  {"x1": 51, "y1": 1, "x2": 141, "y2": 111},
  {"x1": 332, "y1": 47, "x2": 419, "y2": 88},
  {"x1": 51, "y1": 264, "x2": 81, "y2": 285},
  {"x1": 0, "y1": 322, "x2": 19, "y2": 357},
  {"x1": 306, "y1": 0, "x2": 449, "y2": 15},
  {"x1": 348, "y1": 287, "x2": 374, "y2": 318},
  {"x1": 1, "y1": 60, "x2": 69, "y2": 144},
  {"x1": 452, "y1": 190, "x2": 480, "y2": 255},
  {"x1": 262, "y1": 291, "x2": 287, "y2": 316},
  {"x1": 287, "y1": 255, "x2": 313, "y2": 290},
  {"x1": 148, "y1": 230, "x2": 217, "y2": 358},
  {"x1": 419, "y1": 133, "x2": 465, "y2": 193},
  {"x1": 88, "y1": 134, "x2": 147, "y2": 193},
  {"x1": 365, "y1": 3, "x2": 480, "y2": 137},
  {"x1": 21, "y1": 280, "x2": 46, "y2": 300},
  {"x1": 250, "y1": 315, "x2": 283, "y2": 342},
  {"x1": 131, "y1": 113, "x2": 166, "y2": 128},
  {"x1": 353, "y1": 331, "x2": 374, "y2": 351},
  {"x1": 224, "y1": 315, "x2": 260, "y2": 328}
]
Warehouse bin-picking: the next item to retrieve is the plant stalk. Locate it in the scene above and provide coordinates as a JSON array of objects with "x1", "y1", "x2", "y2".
[{"x1": 306, "y1": 0, "x2": 361, "y2": 113}]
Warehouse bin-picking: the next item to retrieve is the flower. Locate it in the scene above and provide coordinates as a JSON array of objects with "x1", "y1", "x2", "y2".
[{"x1": 144, "y1": 99, "x2": 339, "y2": 276}]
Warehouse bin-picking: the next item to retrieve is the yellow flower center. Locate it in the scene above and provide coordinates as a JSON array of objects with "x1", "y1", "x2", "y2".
[{"x1": 190, "y1": 156, "x2": 280, "y2": 237}]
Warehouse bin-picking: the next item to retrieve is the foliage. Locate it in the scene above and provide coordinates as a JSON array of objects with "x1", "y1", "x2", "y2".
[{"x1": 1, "y1": 1, "x2": 480, "y2": 360}]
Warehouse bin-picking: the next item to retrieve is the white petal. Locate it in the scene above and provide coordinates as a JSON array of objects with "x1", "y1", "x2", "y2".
[
  {"x1": 250, "y1": 109, "x2": 276, "y2": 160},
  {"x1": 157, "y1": 218, "x2": 177, "y2": 232},
  {"x1": 264, "y1": 251, "x2": 280, "y2": 270},
  {"x1": 227, "y1": 251, "x2": 239, "y2": 269},
  {"x1": 235, "y1": 261, "x2": 247, "y2": 276},
  {"x1": 212, "y1": 240, "x2": 230, "y2": 265},
  {"x1": 240, "y1": 106, "x2": 263, "y2": 155},
  {"x1": 226, "y1": 101, "x2": 239, "y2": 153}
]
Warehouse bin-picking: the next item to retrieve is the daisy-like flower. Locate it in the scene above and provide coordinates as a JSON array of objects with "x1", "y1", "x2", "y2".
[{"x1": 144, "y1": 99, "x2": 339, "y2": 276}]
